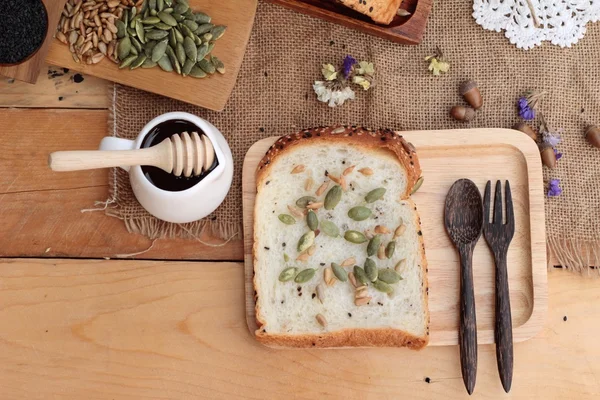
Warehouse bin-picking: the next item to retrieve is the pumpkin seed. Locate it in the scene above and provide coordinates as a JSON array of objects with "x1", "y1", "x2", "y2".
[
  {"x1": 411, "y1": 176, "x2": 424, "y2": 194},
  {"x1": 119, "y1": 54, "x2": 137, "y2": 69},
  {"x1": 130, "y1": 14, "x2": 141, "y2": 30},
  {"x1": 279, "y1": 267, "x2": 297, "y2": 282},
  {"x1": 208, "y1": 56, "x2": 225, "y2": 74},
  {"x1": 171, "y1": 12, "x2": 185, "y2": 22},
  {"x1": 130, "y1": 54, "x2": 147, "y2": 70},
  {"x1": 202, "y1": 33, "x2": 213, "y2": 42},
  {"x1": 385, "y1": 241, "x2": 396, "y2": 259},
  {"x1": 364, "y1": 258, "x2": 378, "y2": 282},
  {"x1": 180, "y1": 24, "x2": 194, "y2": 38},
  {"x1": 182, "y1": 58, "x2": 194, "y2": 76},
  {"x1": 151, "y1": 39, "x2": 168, "y2": 62},
  {"x1": 348, "y1": 206, "x2": 371, "y2": 221},
  {"x1": 331, "y1": 263, "x2": 348, "y2": 282},
  {"x1": 193, "y1": 34, "x2": 202, "y2": 46},
  {"x1": 197, "y1": 42, "x2": 209, "y2": 59},
  {"x1": 174, "y1": 27, "x2": 184, "y2": 43},
  {"x1": 141, "y1": 58, "x2": 157, "y2": 68},
  {"x1": 320, "y1": 220, "x2": 339, "y2": 237},
  {"x1": 157, "y1": 54, "x2": 173, "y2": 71},
  {"x1": 150, "y1": 9, "x2": 158, "y2": 16},
  {"x1": 307, "y1": 210, "x2": 318, "y2": 231},
  {"x1": 324, "y1": 185, "x2": 342, "y2": 210},
  {"x1": 157, "y1": 11, "x2": 178, "y2": 26},
  {"x1": 173, "y1": 3, "x2": 189, "y2": 14},
  {"x1": 211, "y1": 25, "x2": 227, "y2": 40},
  {"x1": 189, "y1": 65, "x2": 207, "y2": 78},
  {"x1": 372, "y1": 279, "x2": 393, "y2": 294},
  {"x1": 195, "y1": 23, "x2": 214, "y2": 35},
  {"x1": 163, "y1": 7, "x2": 173, "y2": 14},
  {"x1": 143, "y1": 40, "x2": 157, "y2": 57},
  {"x1": 127, "y1": 27, "x2": 137, "y2": 37},
  {"x1": 146, "y1": 29, "x2": 169, "y2": 40},
  {"x1": 141, "y1": 16, "x2": 161, "y2": 24},
  {"x1": 365, "y1": 187, "x2": 386, "y2": 203},
  {"x1": 344, "y1": 230, "x2": 367, "y2": 244},
  {"x1": 353, "y1": 266, "x2": 369, "y2": 285},
  {"x1": 116, "y1": 20, "x2": 127, "y2": 38},
  {"x1": 206, "y1": 42, "x2": 215, "y2": 54},
  {"x1": 183, "y1": 36, "x2": 197, "y2": 62},
  {"x1": 296, "y1": 196, "x2": 317, "y2": 208},
  {"x1": 154, "y1": 22, "x2": 173, "y2": 30},
  {"x1": 164, "y1": 0, "x2": 173, "y2": 6},
  {"x1": 117, "y1": 37, "x2": 131, "y2": 60},
  {"x1": 198, "y1": 58, "x2": 215, "y2": 74},
  {"x1": 378, "y1": 268, "x2": 402, "y2": 284},
  {"x1": 149, "y1": 0, "x2": 157, "y2": 11},
  {"x1": 157, "y1": 0, "x2": 165, "y2": 12},
  {"x1": 173, "y1": 42, "x2": 185, "y2": 65},
  {"x1": 297, "y1": 231, "x2": 315, "y2": 252},
  {"x1": 130, "y1": 36, "x2": 143, "y2": 52},
  {"x1": 278, "y1": 214, "x2": 295, "y2": 225},
  {"x1": 194, "y1": 12, "x2": 211, "y2": 24},
  {"x1": 183, "y1": 19, "x2": 199, "y2": 31},
  {"x1": 167, "y1": 28, "x2": 177, "y2": 47},
  {"x1": 294, "y1": 268, "x2": 316, "y2": 283},
  {"x1": 135, "y1": 22, "x2": 146, "y2": 43},
  {"x1": 367, "y1": 235, "x2": 381, "y2": 257}
]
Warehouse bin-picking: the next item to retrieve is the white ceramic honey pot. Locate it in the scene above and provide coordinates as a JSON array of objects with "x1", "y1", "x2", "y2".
[{"x1": 98, "y1": 112, "x2": 233, "y2": 223}]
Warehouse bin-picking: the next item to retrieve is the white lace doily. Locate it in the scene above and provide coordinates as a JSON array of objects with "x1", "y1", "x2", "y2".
[{"x1": 473, "y1": 0, "x2": 600, "y2": 49}]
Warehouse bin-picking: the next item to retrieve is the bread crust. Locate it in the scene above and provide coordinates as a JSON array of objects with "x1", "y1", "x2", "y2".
[
  {"x1": 253, "y1": 126, "x2": 428, "y2": 349},
  {"x1": 256, "y1": 126, "x2": 421, "y2": 198}
]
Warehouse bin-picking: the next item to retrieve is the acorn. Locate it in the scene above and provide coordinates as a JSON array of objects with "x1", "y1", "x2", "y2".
[
  {"x1": 450, "y1": 105, "x2": 475, "y2": 122},
  {"x1": 540, "y1": 145, "x2": 556, "y2": 169},
  {"x1": 513, "y1": 122, "x2": 538, "y2": 141},
  {"x1": 460, "y1": 80, "x2": 483, "y2": 110},
  {"x1": 585, "y1": 125, "x2": 600, "y2": 148}
]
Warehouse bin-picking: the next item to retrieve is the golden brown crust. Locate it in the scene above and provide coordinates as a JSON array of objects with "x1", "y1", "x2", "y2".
[
  {"x1": 256, "y1": 327, "x2": 428, "y2": 350},
  {"x1": 338, "y1": 0, "x2": 402, "y2": 24},
  {"x1": 255, "y1": 126, "x2": 422, "y2": 198}
]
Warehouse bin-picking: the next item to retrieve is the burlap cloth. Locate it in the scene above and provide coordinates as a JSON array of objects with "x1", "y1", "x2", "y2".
[{"x1": 108, "y1": 0, "x2": 600, "y2": 272}]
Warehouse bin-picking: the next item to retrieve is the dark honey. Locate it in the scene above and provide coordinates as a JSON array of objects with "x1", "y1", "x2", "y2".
[{"x1": 140, "y1": 119, "x2": 218, "y2": 191}]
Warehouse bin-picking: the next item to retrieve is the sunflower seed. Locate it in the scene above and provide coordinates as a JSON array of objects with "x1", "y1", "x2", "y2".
[
  {"x1": 394, "y1": 259, "x2": 406, "y2": 273},
  {"x1": 348, "y1": 272, "x2": 358, "y2": 287},
  {"x1": 377, "y1": 243, "x2": 386, "y2": 260},
  {"x1": 365, "y1": 188, "x2": 386, "y2": 203},
  {"x1": 324, "y1": 267, "x2": 336, "y2": 286},
  {"x1": 279, "y1": 267, "x2": 297, "y2": 282},
  {"x1": 348, "y1": 206, "x2": 371, "y2": 221},
  {"x1": 315, "y1": 181, "x2": 329, "y2": 196},
  {"x1": 378, "y1": 268, "x2": 402, "y2": 284},
  {"x1": 344, "y1": 230, "x2": 367, "y2": 244},
  {"x1": 355, "y1": 296, "x2": 371, "y2": 306},
  {"x1": 358, "y1": 167, "x2": 373, "y2": 176},
  {"x1": 394, "y1": 223, "x2": 406, "y2": 238},
  {"x1": 291, "y1": 164, "x2": 305, "y2": 174},
  {"x1": 324, "y1": 185, "x2": 342, "y2": 210},
  {"x1": 331, "y1": 263, "x2": 348, "y2": 282},
  {"x1": 316, "y1": 284, "x2": 325, "y2": 303},
  {"x1": 297, "y1": 231, "x2": 315, "y2": 252},
  {"x1": 316, "y1": 313, "x2": 327, "y2": 327},
  {"x1": 278, "y1": 214, "x2": 296, "y2": 225},
  {"x1": 294, "y1": 268, "x2": 316, "y2": 284},
  {"x1": 341, "y1": 257, "x2": 356, "y2": 267}
]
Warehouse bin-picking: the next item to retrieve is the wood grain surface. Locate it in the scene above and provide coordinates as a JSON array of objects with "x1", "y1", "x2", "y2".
[
  {"x1": 0, "y1": 0, "x2": 68, "y2": 83},
  {"x1": 0, "y1": 108, "x2": 242, "y2": 260},
  {"x1": 0, "y1": 259, "x2": 596, "y2": 400},
  {"x1": 267, "y1": 0, "x2": 433, "y2": 44},
  {"x1": 0, "y1": 66, "x2": 110, "y2": 108},
  {"x1": 243, "y1": 130, "x2": 547, "y2": 346},
  {"x1": 45, "y1": 0, "x2": 258, "y2": 111}
]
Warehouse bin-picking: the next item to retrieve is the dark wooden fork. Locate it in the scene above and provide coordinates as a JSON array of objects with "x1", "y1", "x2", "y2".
[{"x1": 483, "y1": 180, "x2": 514, "y2": 393}]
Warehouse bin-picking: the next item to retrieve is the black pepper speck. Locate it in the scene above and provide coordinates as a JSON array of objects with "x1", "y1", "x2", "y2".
[{"x1": 425, "y1": 377, "x2": 431, "y2": 383}]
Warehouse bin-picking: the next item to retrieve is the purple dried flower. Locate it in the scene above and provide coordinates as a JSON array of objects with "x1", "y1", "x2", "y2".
[
  {"x1": 518, "y1": 97, "x2": 535, "y2": 120},
  {"x1": 547, "y1": 179, "x2": 562, "y2": 197},
  {"x1": 554, "y1": 148, "x2": 562, "y2": 160},
  {"x1": 342, "y1": 55, "x2": 357, "y2": 79},
  {"x1": 543, "y1": 131, "x2": 561, "y2": 147}
]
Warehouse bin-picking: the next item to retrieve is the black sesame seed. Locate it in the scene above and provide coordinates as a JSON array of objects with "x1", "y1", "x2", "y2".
[
  {"x1": 299, "y1": 292, "x2": 302, "y2": 297},
  {"x1": 264, "y1": 247, "x2": 270, "y2": 250},
  {"x1": 418, "y1": 231, "x2": 423, "y2": 236},
  {"x1": 58, "y1": 96, "x2": 64, "y2": 101},
  {"x1": 377, "y1": 302, "x2": 383, "y2": 306},
  {"x1": 312, "y1": 293, "x2": 316, "y2": 299},
  {"x1": 342, "y1": 160, "x2": 346, "y2": 164},
  {"x1": 369, "y1": 6, "x2": 373, "y2": 12},
  {"x1": 281, "y1": 300, "x2": 284, "y2": 304},
  {"x1": 348, "y1": 313, "x2": 352, "y2": 317},
  {"x1": 297, "y1": 286, "x2": 301, "y2": 291},
  {"x1": 563, "y1": 316, "x2": 568, "y2": 321},
  {"x1": 282, "y1": 242, "x2": 286, "y2": 247},
  {"x1": 320, "y1": 263, "x2": 325, "y2": 266}
]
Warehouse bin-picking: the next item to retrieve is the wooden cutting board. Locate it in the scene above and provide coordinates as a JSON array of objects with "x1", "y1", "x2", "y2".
[
  {"x1": 267, "y1": 0, "x2": 432, "y2": 44},
  {"x1": 0, "y1": 0, "x2": 68, "y2": 84},
  {"x1": 242, "y1": 128, "x2": 547, "y2": 347},
  {"x1": 45, "y1": 0, "x2": 257, "y2": 111}
]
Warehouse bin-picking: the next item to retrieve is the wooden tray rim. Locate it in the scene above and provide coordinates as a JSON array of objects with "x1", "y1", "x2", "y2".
[{"x1": 242, "y1": 128, "x2": 548, "y2": 347}]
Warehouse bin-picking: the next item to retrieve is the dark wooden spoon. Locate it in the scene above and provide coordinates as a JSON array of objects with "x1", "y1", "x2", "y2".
[{"x1": 444, "y1": 179, "x2": 483, "y2": 395}]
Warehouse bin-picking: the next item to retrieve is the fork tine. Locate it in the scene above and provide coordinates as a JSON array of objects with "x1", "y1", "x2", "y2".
[
  {"x1": 483, "y1": 180, "x2": 491, "y2": 224},
  {"x1": 505, "y1": 180, "x2": 514, "y2": 227},
  {"x1": 494, "y1": 180, "x2": 503, "y2": 224}
]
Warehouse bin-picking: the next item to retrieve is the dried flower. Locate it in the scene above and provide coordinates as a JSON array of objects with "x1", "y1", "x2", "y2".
[
  {"x1": 313, "y1": 55, "x2": 374, "y2": 107},
  {"x1": 425, "y1": 47, "x2": 450, "y2": 76},
  {"x1": 357, "y1": 61, "x2": 374, "y2": 76},
  {"x1": 342, "y1": 55, "x2": 357, "y2": 79},
  {"x1": 322, "y1": 64, "x2": 337, "y2": 81},
  {"x1": 547, "y1": 179, "x2": 562, "y2": 197},
  {"x1": 554, "y1": 148, "x2": 563, "y2": 161},
  {"x1": 518, "y1": 90, "x2": 546, "y2": 120}
]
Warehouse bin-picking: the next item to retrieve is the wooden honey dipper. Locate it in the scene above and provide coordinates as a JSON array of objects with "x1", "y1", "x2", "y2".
[{"x1": 49, "y1": 131, "x2": 215, "y2": 177}]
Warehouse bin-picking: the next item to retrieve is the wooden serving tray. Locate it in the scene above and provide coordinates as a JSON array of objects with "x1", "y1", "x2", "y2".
[
  {"x1": 242, "y1": 128, "x2": 547, "y2": 347},
  {"x1": 267, "y1": 0, "x2": 433, "y2": 44},
  {"x1": 45, "y1": 0, "x2": 257, "y2": 111}
]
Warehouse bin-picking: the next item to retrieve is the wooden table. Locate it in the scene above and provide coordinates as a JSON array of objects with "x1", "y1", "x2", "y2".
[{"x1": 1, "y1": 67, "x2": 599, "y2": 399}]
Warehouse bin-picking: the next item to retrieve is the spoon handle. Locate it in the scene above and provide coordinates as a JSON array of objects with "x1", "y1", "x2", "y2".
[{"x1": 459, "y1": 244, "x2": 477, "y2": 395}]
